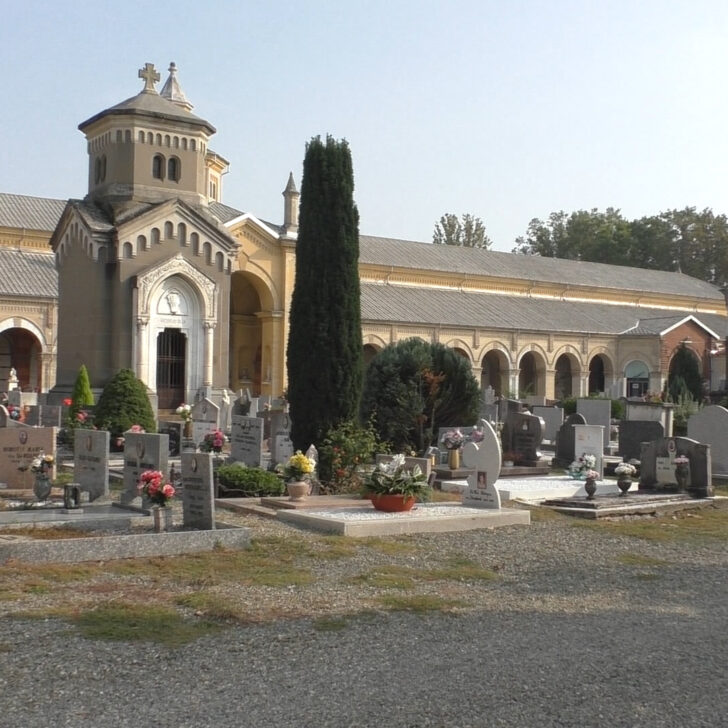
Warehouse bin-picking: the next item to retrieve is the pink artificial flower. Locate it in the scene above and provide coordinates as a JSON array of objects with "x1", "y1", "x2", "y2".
[
  {"x1": 130, "y1": 424, "x2": 145, "y2": 433},
  {"x1": 162, "y1": 483, "x2": 175, "y2": 498}
]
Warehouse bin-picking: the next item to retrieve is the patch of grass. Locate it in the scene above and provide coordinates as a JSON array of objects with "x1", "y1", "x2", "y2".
[
  {"x1": 312, "y1": 616, "x2": 349, "y2": 632},
  {"x1": 525, "y1": 506, "x2": 571, "y2": 523},
  {"x1": 360, "y1": 537, "x2": 418, "y2": 556},
  {"x1": 348, "y1": 566, "x2": 416, "y2": 590},
  {"x1": 376, "y1": 594, "x2": 467, "y2": 613},
  {"x1": 427, "y1": 557, "x2": 500, "y2": 582},
  {"x1": 315, "y1": 535, "x2": 359, "y2": 559},
  {"x1": 616, "y1": 553, "x2": 668, "y2": 567},
  {"x1": 175, "y1": 592, "x2": 246, "y2": 621},
  {"x1": 0, "y1": 589, "x2": 22, "y2": 602},
  {"x1": 581, "y1": 506, "x2": 728, "y2": 543},
  {"x1": 72, "y1": 602, "x2": 222, "y2": 646},
  {"x1": 0, "y1": 526, "x2": 90, "y2": 540}
]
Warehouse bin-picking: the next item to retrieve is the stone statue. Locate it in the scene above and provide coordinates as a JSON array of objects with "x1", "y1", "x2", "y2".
[{"x1": 220, "y1": 388, "x2": 231, "y2": 433}]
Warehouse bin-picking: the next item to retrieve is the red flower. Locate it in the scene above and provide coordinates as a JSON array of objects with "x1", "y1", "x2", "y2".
[{"x1": 63, "y1": 398, "x2": 72, "y2": 406}]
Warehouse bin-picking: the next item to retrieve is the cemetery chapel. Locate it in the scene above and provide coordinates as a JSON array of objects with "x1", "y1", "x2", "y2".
[{"x1": 0, "y1": 62, "x2": 726, "y2": 410}]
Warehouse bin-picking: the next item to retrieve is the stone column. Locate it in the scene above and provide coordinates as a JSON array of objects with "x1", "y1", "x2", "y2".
[
  {"x1": 544, "y1": 368, "x2": 556, "y2": 400},
  {"x1": 136, "y1": 316, "x2": 149, "y2": 384},
  {"x1": 203, "y1": 320, "x2": 216, "y2": 387}
]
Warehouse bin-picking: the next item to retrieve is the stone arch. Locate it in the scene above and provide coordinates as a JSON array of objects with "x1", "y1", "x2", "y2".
[
  {"x1": 588, "y1": 351, "x2": 614, "y2": 395},
  {"x1": 623, "y1": 358, "x2": 650, "y2": 398},
  {"x1": 481, "y1": 348, "x2": 509, "y2": 395},
  {"x1": 363, "y1": 343, "x2": 381, "y2": 368},
  {"x1": 0, "y1": 318, "x2": 47, "y2": 392},
  {"x1": 229, "y1": 269, "x2": 277, "y2": 394},
  {"x1": 443, "y1": 338, "x2": 474, "y2": 363},
  {"x1": 517, "y1": 345, "x2": 548, "y2": 398},
  {"x1": 552, "y1": 346, "x2": 582, "y2": 400}
]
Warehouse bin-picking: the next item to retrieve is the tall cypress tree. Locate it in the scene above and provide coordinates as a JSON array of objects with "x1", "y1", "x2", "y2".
[{"x1": 287, "y1": 136, "x2": 363, "y2": 451}]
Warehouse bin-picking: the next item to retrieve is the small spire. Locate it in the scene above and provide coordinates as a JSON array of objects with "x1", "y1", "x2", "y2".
[
  {"x1": 283, "y1": 172, "x2": 298, "y2": 195},
  {"x1": 160, "y1": 62, "x2": 193, "y2": 111},
  {"x1": 138, "y1": 62, "x2": 160, "y2": 93}
]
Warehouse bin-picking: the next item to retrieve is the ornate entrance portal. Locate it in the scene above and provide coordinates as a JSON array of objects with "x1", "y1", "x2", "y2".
[{"x1": 156, "y1": 328, "x2": 186, "y2": 409}]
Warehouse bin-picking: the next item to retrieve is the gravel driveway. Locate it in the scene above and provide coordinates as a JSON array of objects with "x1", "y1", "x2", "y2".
[{"x1": 1, "y1": 508, "x2": 727, "y2": 727}]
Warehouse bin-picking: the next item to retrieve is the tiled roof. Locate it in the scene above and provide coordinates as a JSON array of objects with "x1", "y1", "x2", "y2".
[
  {"x1": 359, "y1": 236, "x2": 722, "y2": 302},
  {"x1": 0, "y1": 194, "x2": 66, "y2": 231},
  {"x1": 360, "y1": 283, "x2": 727, "y2": 336},
  {"x1": 208, "y1": 201, "x2": 245, "y2": 224},
  {"x1": 0, "y1": 248, "x2": 57, "y2": 298}
]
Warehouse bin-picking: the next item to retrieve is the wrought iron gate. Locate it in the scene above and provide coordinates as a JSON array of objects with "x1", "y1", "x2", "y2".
[{"x1": 156, "y1": 328, "x2": 186, "y2": 409}]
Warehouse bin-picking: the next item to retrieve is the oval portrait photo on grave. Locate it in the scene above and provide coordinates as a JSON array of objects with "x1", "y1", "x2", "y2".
[{"x1": 18, "y1": 430, "x2": 28, "y2": 445}]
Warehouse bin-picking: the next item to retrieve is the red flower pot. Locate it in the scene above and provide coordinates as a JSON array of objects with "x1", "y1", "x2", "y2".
[{"x1": 370, "y1": 494, "x2": 416, "y2": 512}]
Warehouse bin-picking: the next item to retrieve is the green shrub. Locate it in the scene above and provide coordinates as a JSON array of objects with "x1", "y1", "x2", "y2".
[
  {"x1": 318, "y1": 419, "x2": 384, "y2": 493},
  {"x1": 561, "y1": 397, "x2": 576, "y2": 415},
  {"x1": 94, "y1": 369, "x2": 156, "y2": 438},
  {"x1": 216, "y1": 464, "x2": 285, "y2": 497}
]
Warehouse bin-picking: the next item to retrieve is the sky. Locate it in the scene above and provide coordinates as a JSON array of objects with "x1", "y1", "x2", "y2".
[{"x1": 3, "y1": 1, "x2": 728, "y2": 251}]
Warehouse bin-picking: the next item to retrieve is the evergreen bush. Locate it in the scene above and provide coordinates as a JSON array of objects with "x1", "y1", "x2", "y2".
[
  {"x1": 216, "y1": 464, "x2": 284, "y2": 497},
  {"x1": 360, "y1": 338, "x2": 479, "y2": 453},
  {"x1": 94, "y1": 369, "x2": 156, "y2": 437},
  {"x1": 67, "y1": 364, "x2": 95, "y2": 428}
]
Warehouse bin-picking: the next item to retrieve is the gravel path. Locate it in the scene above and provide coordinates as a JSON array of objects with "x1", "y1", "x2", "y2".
[{"x1": 1, "y1": 508, "x2": 727, "y2": 727}]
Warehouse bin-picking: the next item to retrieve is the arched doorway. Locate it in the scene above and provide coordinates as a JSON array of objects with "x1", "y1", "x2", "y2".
[
  {"x1": 518, "y1": 351, "x2": 545, "y2": 397},
  {"x1": 588, "y1": 355, "x2": 608, "y2": 394},
  {"x1": 156, "y1": 329, "x2": 187, "y2": 409},
  {"x1": 229, "y1": 272, "x2": 263, "y2": 394},
  {"x1": 0, "y1": 328, "x2": 42, "y2": 392},
  {"x1": 363, "y1": 344, "x2": 380, "y2": 368},
  {"x1": 481, "y1": 350, "x2": 508, "y2": 395},
  {"x1": 554, "y1": 354, "x2": 573, "y2": 399}
]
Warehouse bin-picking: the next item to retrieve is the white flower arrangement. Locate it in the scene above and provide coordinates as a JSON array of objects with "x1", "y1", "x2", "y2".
[
  {"x1": 615, "y1": 462, "x2": 636, "y2": 478},
  {"x1": 568, "y1": 453, "x2": 597, "y2": 479}
]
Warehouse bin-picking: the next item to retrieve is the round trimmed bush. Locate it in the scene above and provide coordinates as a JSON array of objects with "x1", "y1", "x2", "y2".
[
  {"x1": 216, "y1": 464, "x2": 285, "y2": 497},
  {"x1": 94, "y1": 369, "x2": 156, "y2": 438}
]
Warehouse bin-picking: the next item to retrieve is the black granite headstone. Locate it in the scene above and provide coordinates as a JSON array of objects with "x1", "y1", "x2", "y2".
[{"x1": 618, "y1": 420, "x2": 664, "y2": 461}]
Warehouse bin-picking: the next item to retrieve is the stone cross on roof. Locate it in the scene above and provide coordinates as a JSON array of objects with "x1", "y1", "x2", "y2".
[{"x1": 138, "y1": 62, "x2": 160, "y2": 92}]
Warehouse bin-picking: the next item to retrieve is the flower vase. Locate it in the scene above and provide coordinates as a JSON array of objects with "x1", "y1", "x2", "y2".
[
  {"x1": 287, "y1": 481, "x2": 309, "y2": 502},
  {"x1": 153, "y1": 506, "x2": 172, "y2": 532},
  {"x1": 675, "y1": 466, "x2": 689, "y2": 491},
  {"x1": 183, "y1": 419, "x2": 192, "y2": 439},
  {"x1": 33, "y1": 474, "x2": 52, "y2": 502},
  {"x1": 617, "y1": 478, "x2": 632, "y2": 497},
  {"x1": 584, "y1": 477, "x2": 597, "y2": 500},
  {"x1": 448, "y1": 448, "x2": 461, "y2": 470}
]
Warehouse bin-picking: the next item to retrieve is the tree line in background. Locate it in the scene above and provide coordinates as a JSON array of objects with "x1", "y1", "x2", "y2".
[
  {"x1": 513, "y1": 207, "x2": 728, "y2": 287},
  {"x1": 434, "y1": 207, "x2": 728, "y2": 288}
]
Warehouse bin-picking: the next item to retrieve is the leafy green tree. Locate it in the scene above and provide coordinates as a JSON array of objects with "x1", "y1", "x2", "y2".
[
  {"x1": 360, "y1": 339, "x2": 480, "y2": 454},
  {"x1": 433, "y1": 213, "x2": 492, "y2": 248},
  {"x1": 287, "y1": 135, "x2": 363, "y2": 451},
  {"x1": 94, "y1": 369, "x2": 156, "y2": 437},
  {"x1": 68, "y1": 364, "x2": 94, "y2": 426}
]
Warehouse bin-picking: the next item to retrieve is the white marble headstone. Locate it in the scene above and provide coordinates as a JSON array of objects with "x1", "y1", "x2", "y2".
[
  {"x1": 573, "y1": 424, "x2": 604, "y2": 478},
  {"x1": 461, "y1": 421, "x2": 501, "y2": 509},
  {"x1": 74, "y1": 429, "x2": 110, "y2": 501},
  {"x1": 191, "y1": 397, "x2": 220, "y2": 445},
  {"x1": 577, "y1": 398, "x2": 611, "y2": 449},
  {"x1": 181, "y1": 452, "x2": 215, "y2": 530}
]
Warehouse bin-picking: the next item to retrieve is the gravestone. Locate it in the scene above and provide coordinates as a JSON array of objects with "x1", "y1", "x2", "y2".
[
  {"x1": 618, "y1": 420, "x2": 664, "y2": 461},
  {"x1": 181, "y1": 452, "x2": 215, "y2": 530},
  {"x1": 39, "y1": 405, "x2": 63, "y2": 428},
  {"x1": 375, "y1": 454, "x2": 432, "y2": 479},
  {"x1": 0, "y1": 427, "x2": 57, "y2": 489},
  {"x1": 24, "y1": 406, "x2": 40, "y2": 426},
  {"x1": 577, "y1": 398, "x2": 611, "y2": 449},
  {"x1": 121, "y1": 432, "x2": 169, "y2": 506},
  {"x1": 272, "y1": 433, "x2": 294, "y2": 464},
  {"x1": 481, "y1": 385, "x2": 498, "y2": 423},
  {"x1": 554, "y1": 413, "x2": 587, "y2": 466},
  {"x1": 532, "y1": 406, "x2": 564, "y2": 443},
  {"x1": 688, "y1": 406, "x2": 728, "y2": 474},
  {"x1": 231, "y1": 392, "x2": 249, "y2": 418},
  {"x1": 461, "y1": 422, "x2": 502, "y2": 509},
  {"x1": 73, "y1": 429, "x2": 110, "y2": 501},
  {"x1": 625, "y1": 401, "x2": 674, "y2": 437},
  {"x1": 525, "y1": 395, "x2": 546, "y2": 407},
  {"x1": 158, "y1": 420, "x2": 182, "y2": 456},
  {"x1": 230, "y1": 415, "x2": 264, "y2": 466},
  {"x1": 574, "y1": 425, "x2": 604, "y2": 478},
  {"x1": 501, "y1": 412, "x2": 544, "y2": 465},
  {"x1": 191, "y1": 397, "x2": 219, "y2": 445},
  {"x1": 498, "y1": 398, "x2": 521, "y2": 423},
  {"x1": 0, "y1": 405, "x2": 8, "y2": 427},
  {"x1": 639, "y1": 436, "x2": 712, "y2": 498},
  {"x1": 7, "y1": 390, "x2": 38, "y2": 408}
]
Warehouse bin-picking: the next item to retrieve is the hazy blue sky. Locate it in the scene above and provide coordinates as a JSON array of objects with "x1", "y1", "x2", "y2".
[{"x1": 3, "y1": 1, "x2": 728, "y2": 251}]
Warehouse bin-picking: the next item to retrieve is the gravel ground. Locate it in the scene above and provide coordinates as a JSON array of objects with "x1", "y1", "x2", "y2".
[{"x1": 1, "y1": 506, "x2": 727, "y2": 727}]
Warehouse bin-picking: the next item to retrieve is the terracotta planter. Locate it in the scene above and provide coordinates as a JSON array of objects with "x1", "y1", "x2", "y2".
[
  {"x1": 287, "y1": 481, "x2": 309, "y2": 501},
  {"x1": 370, "y1": 493, "x2": 416, "y2": 512}
]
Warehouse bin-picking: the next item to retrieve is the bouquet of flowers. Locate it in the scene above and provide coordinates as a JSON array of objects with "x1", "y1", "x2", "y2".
[
  {"x1": 138, "y1": 469, "x2": 176, "y2": 506},
  {"x1": 30, "y1": 452, "x2": 54, "y2": 475},
  {"x1": 584, "y1": 469, "x2": 599, "y2": 482},
  {"x1": 8, "y1": 404, "x2": 21, "y2": 421},
  {"x1": 175, "y1": 403, "x2": 192, "y2": 422},
  {"x1": 199, "y1": 429, "x2": 225, "y2": 453},
  {"x1": 568, "y1": 453, "x2": 596, "y2": 480},
  {"x1": 441, "y1": 429, "x2": 465, "y2": 450},
  {"x1": 614, "y1": 462, "x2": 637, "y2": 479},
  {"x1": 283, "y1": 450, "x2": 316, "y2": 482}
]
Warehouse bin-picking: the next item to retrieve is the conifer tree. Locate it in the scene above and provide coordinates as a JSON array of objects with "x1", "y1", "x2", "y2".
[
  {"x1": 287, "y1": 136, "x2": 363, "y2": 451},
  {"x1": 69, "y1": 364, "x2": 94, "y2": 426}
]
